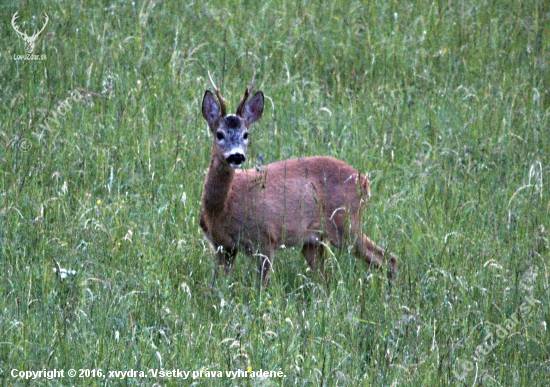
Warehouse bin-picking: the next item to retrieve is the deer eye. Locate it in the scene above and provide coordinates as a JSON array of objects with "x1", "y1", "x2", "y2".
[
  {"x1": 216, "y1": 131, "x2": 225, "y2": 141},
  {"x1": 243, "y1": 132, "x2": 249, "y2": 140}
]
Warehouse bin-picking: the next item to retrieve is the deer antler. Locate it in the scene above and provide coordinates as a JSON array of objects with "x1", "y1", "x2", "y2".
[
  {"x1": 207, "y1": 71, "x2": 227, "y2": 117},
  {"x1": 11, "y1": 11, "x2": 28, "y2": 39},
  {"x1": 31, "y1": 13, "x2": 49, "y2": 40},
  {"x1": 236, "y1": 71, "x2": 256, "y2": 117}
]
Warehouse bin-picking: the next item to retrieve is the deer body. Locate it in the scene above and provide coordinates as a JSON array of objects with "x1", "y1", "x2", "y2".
[{"x1": 200, "y1": 74, "x2": 397, "y2": 286}]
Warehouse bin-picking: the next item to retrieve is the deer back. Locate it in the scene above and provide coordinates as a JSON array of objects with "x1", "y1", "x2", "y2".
[{"x1": 224, "y1": 156, "x2": 370, "y2": 248}]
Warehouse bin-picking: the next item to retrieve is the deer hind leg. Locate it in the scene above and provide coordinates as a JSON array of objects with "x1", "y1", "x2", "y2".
[
  {"x1": 327, "y1": 210, "x2": 397, "y2": 281},
  {"x1": 326, "y1": 217, "x2": 382, "y2": 270},
  {"x1": 353, "y1": 231, "x2": 398, "y2": 281}
]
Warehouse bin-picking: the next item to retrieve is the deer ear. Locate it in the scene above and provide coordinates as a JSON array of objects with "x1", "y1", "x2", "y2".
[
  {"x1": 243, "y1": 91, "x2": 264, "y2": 127},
  {"x1": 202, "y1": 91, "x2": 220, "y2": 128}
]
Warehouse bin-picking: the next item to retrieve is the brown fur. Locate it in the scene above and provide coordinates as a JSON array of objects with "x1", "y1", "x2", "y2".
[{"x1": 200, "y1": 155, "x2": 397, "y2": 286}]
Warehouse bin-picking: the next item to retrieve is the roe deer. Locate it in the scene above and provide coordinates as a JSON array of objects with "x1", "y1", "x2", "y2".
[{"x1": 200, "y1": 72, "x2": 397, "y2": 286}]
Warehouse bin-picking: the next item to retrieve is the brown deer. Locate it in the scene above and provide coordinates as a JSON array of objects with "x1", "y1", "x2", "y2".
[{"x1": 200, "y1": 72, "x2": 397, "y2": 286}]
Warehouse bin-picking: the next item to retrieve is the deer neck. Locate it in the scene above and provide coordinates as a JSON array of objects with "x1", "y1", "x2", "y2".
[{"x1": 202, "y1": 151, "x2": 235, "y2": 215}]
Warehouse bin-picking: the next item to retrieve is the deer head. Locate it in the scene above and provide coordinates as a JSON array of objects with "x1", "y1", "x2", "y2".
[
  {"x1": 12, "y1": 11, "x2": 49, "y2": 54},
  {"x1": 202, "y1": 71, "x2": 264, "y2": 168}
]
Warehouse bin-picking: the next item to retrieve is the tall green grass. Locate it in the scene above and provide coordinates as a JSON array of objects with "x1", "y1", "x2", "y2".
[{"x1": 1, "y1": 0, "x2": 549, "y2": 385}]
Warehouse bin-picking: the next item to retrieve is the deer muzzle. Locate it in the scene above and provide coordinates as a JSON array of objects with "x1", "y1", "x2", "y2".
[{"x1": 225, "y1": 152, "x2": 246, "y2": 168}]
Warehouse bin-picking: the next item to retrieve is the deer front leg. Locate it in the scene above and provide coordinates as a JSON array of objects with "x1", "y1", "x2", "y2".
[
  {"x1": 212, "y1": 246, "x2": 237, "y2": 285},
  {"x1": 301, "y1": 242, "x2": 326, "y2": 272}
]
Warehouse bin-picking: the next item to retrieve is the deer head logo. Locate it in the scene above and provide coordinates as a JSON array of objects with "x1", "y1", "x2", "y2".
[{"x1": 11, "y1": 11, "x2": 49, "y2": 54}]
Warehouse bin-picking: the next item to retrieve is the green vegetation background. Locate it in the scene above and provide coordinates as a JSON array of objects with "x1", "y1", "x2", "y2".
[{"x1": 1, "y1": 0, "x2": 549, "y2": 385}]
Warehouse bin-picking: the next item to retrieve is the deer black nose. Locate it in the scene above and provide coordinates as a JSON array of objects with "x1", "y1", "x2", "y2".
[{"x1": 226, "y1": 153, "x2": 245, "y2": 167}]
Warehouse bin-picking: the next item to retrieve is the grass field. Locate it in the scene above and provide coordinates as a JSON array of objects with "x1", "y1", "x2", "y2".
[{"x1": 1, "y1": 0, "x2": 549, "y2": 385}]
